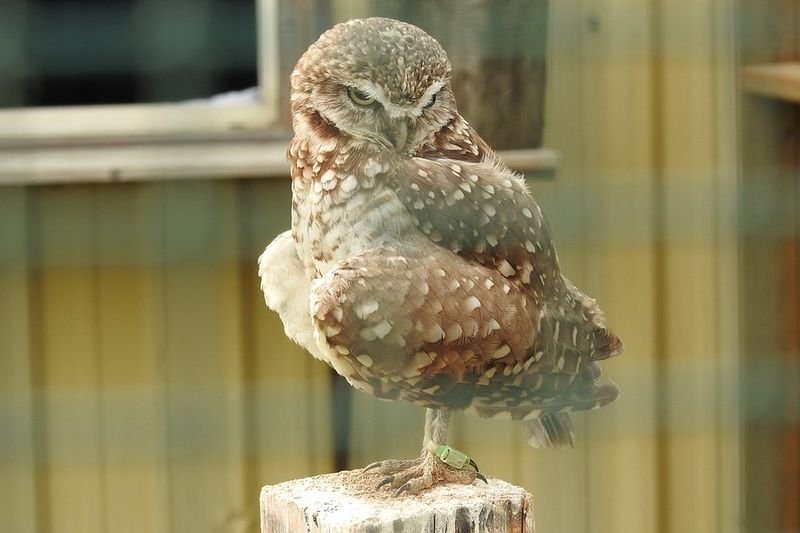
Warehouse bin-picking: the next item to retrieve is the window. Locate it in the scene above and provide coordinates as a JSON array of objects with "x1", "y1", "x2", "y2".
[{"x1": 0, "y1": 0, "x2": 279, "y2": 146}]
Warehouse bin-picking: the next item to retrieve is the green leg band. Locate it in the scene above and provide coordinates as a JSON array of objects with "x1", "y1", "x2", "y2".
[{"x1": 427, "y1": 443, "x2": 477, "y2": 470}]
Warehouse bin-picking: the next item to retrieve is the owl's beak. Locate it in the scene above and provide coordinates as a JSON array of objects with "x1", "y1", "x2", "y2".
[{"x1": 387, "y1": 120, "x2": 409, "y2": 152}]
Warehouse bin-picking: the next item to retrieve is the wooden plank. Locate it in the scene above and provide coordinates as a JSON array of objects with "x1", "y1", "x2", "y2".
[
  {"x1": 742, "y1": 63, "x2": 800, "y2": 103},
  {"x1": 0, "y1": 103, "x2": 277, "y2": 147},
  {"x1": 710, "y1": 1, "x2": 742, "y2": 531},
  {"x1": 157, "y1": 180, "x2": 249, "y2": 533},
  {"x1": 34, "y1": 186, "x2": 105, "y2": 533},
  {"x1": 0, "y1": 141, "x2": 291, "y2": 185},
  {"x1": 0, "y1": 187, "x2": 38, "y2": 533},
  {"x1": 0, "y1": 145, "x2": 557, "y2": 186},
  {"x1": 785, "y1": 112, "x2": 800, "y2": 532},
  {"x1": 658, "y1": 0, "x2": 734, "y2": 531},
  {"x1": 576, "y1": 1, "x2": 659, "y2": 532},
  {"x1": 95, "y1": 183, "x2": 169, "y2": 533},
  {"x1": 249, "y1": 288, "x2": 321, "y2": 481}
]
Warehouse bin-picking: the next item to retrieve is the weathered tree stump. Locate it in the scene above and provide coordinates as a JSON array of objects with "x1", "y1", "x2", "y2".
[{"x1": 260, "y1": 469, "x2": 534, "y2": 533}]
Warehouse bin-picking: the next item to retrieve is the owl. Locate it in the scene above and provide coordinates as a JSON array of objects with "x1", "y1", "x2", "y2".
[{"x1": 259, "y1": 17, "x2": 623, "y2": 495}]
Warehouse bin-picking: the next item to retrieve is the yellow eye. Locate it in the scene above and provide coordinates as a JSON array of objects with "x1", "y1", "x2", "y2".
[{"x1": 347, "y1": 87, "x2": 375, "y2": 106}]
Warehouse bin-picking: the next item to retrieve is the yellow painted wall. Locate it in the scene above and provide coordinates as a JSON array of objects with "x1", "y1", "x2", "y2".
[
  {"x1": 0, "y1": 1, "x2": 741, "y2": 532},
  {"x1": 0, "y1": 181, "x2": 333, "y2": 533}
]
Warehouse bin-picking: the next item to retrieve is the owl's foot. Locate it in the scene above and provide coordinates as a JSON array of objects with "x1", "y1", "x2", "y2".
[{"x1": 364, "y1": 444, "x2": 487, "y2": 496}]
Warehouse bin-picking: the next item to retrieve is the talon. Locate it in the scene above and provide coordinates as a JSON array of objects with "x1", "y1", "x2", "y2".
[
  {"x1": 359, "y1": 449, "x2": 485, "y2": 496},
  {"x1": 377, "y1": 476, "x2": 395, "y2": 489},
  {"x1": 364, "y1": 461, "x2": 382, "y2": 472}
]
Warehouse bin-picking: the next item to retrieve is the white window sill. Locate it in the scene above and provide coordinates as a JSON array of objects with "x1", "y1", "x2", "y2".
[{"x1": 0, "y1": 141, "x2": 558, "y2": 186}]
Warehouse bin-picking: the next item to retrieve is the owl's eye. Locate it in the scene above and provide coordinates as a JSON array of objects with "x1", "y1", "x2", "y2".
[
  {"x1": 424, "y1": 93, "x2": 437, "y2": 108},
  {"x1": 347, "y1": 87, "x2": 375, "y2": 106}
]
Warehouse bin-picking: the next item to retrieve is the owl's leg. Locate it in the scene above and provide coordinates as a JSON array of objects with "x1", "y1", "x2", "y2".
[
  {"x1": 364, "y1": 408, "x2": 487, "y2": 495},
  {"x1": 424, "y1": 407, "x2": 450, "y2": 448}
]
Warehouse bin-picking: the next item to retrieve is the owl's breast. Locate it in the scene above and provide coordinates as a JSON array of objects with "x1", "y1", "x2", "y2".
[{"x1": 290, "y1": 149, "x2": 417, "y2": 277}]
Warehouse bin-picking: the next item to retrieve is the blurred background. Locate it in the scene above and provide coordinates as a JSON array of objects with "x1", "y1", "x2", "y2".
[{"x1": 0, "y1": 0, "x2": 797, "y2": 532}]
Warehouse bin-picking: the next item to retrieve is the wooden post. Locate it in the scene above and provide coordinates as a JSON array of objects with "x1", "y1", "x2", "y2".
[
  {"x1": 362, "y1": 0, "x2": 550, "y2": 151},
  {"x1": 260, "y1": 470, "x2": 534, "y2": 533}
]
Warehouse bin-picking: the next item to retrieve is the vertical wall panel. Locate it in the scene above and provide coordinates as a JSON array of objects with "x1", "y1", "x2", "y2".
[
  {"x1": 158, "y1": 181, "x2": 248, "y2": 533},
  {"x1": 0, "y1": 188, "x2": 38, "y2": 533},
  {"x1": 658, "y1": 0, "x2": 740, "y2": 531},
  {"x1": 248, "y1": 301, "x2": 335, "y2": 481},
  {"x1": 35, "y1": 187, "x2": 105, "y2": 533},
  {"x1": 1, "y1": 176, "x2": 340, "y2": 533},
  {"x1": 95, "y1": 183, "x2": 169, "y2": 533},
  {"x1": 710, "y1": 2, "x2": 741, "y2": 531},
  {"x1": 577, "y1": 1, "x2": 659, "y2": 532}
]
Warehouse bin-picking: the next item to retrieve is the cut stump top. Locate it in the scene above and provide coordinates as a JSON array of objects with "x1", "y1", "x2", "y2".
[{"x1": 260, "y1": 469, "x2": 534, "y2": 533}]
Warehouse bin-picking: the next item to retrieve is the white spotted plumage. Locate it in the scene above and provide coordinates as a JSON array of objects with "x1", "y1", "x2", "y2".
[{"x1": 260, "y1": 17, "x2": 623, "y2": 456}]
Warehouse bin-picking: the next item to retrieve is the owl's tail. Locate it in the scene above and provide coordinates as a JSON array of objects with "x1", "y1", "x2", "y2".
[
  {"x1": 521, "y1": 376, "x2": 620, "y2": 448},
  {"x1": 523, "y1": 413, "x2": 575, "y2": 448}
]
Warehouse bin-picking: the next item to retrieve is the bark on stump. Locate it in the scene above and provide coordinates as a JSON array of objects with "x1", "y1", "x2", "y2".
[{"x1": 260, "y1": 469, "x2": 534, "y2": 533}]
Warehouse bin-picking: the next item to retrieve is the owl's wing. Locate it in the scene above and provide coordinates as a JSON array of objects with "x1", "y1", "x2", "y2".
[
  {"x1": 388, "y1": 153, "x2": 560, "y2": 296},
  {"x1": 386, "y1": 150, "x2": 623, "y2": 362},
  {"x1": 259, "y1": 230, "x2": 331, "y2": 363},
  {"x1": 310, "y1": 239, "x2": 618, "y2": 420}
]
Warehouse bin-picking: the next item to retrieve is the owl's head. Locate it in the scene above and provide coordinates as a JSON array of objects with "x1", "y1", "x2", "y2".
[{"x1": 290, "y1": 17, "x2": 457, "y2": 154}]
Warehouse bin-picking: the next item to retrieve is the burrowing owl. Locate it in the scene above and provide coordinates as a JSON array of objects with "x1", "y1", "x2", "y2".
[{"x1": 259, "y1": 17, "x2": 622, "y2": 495}]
